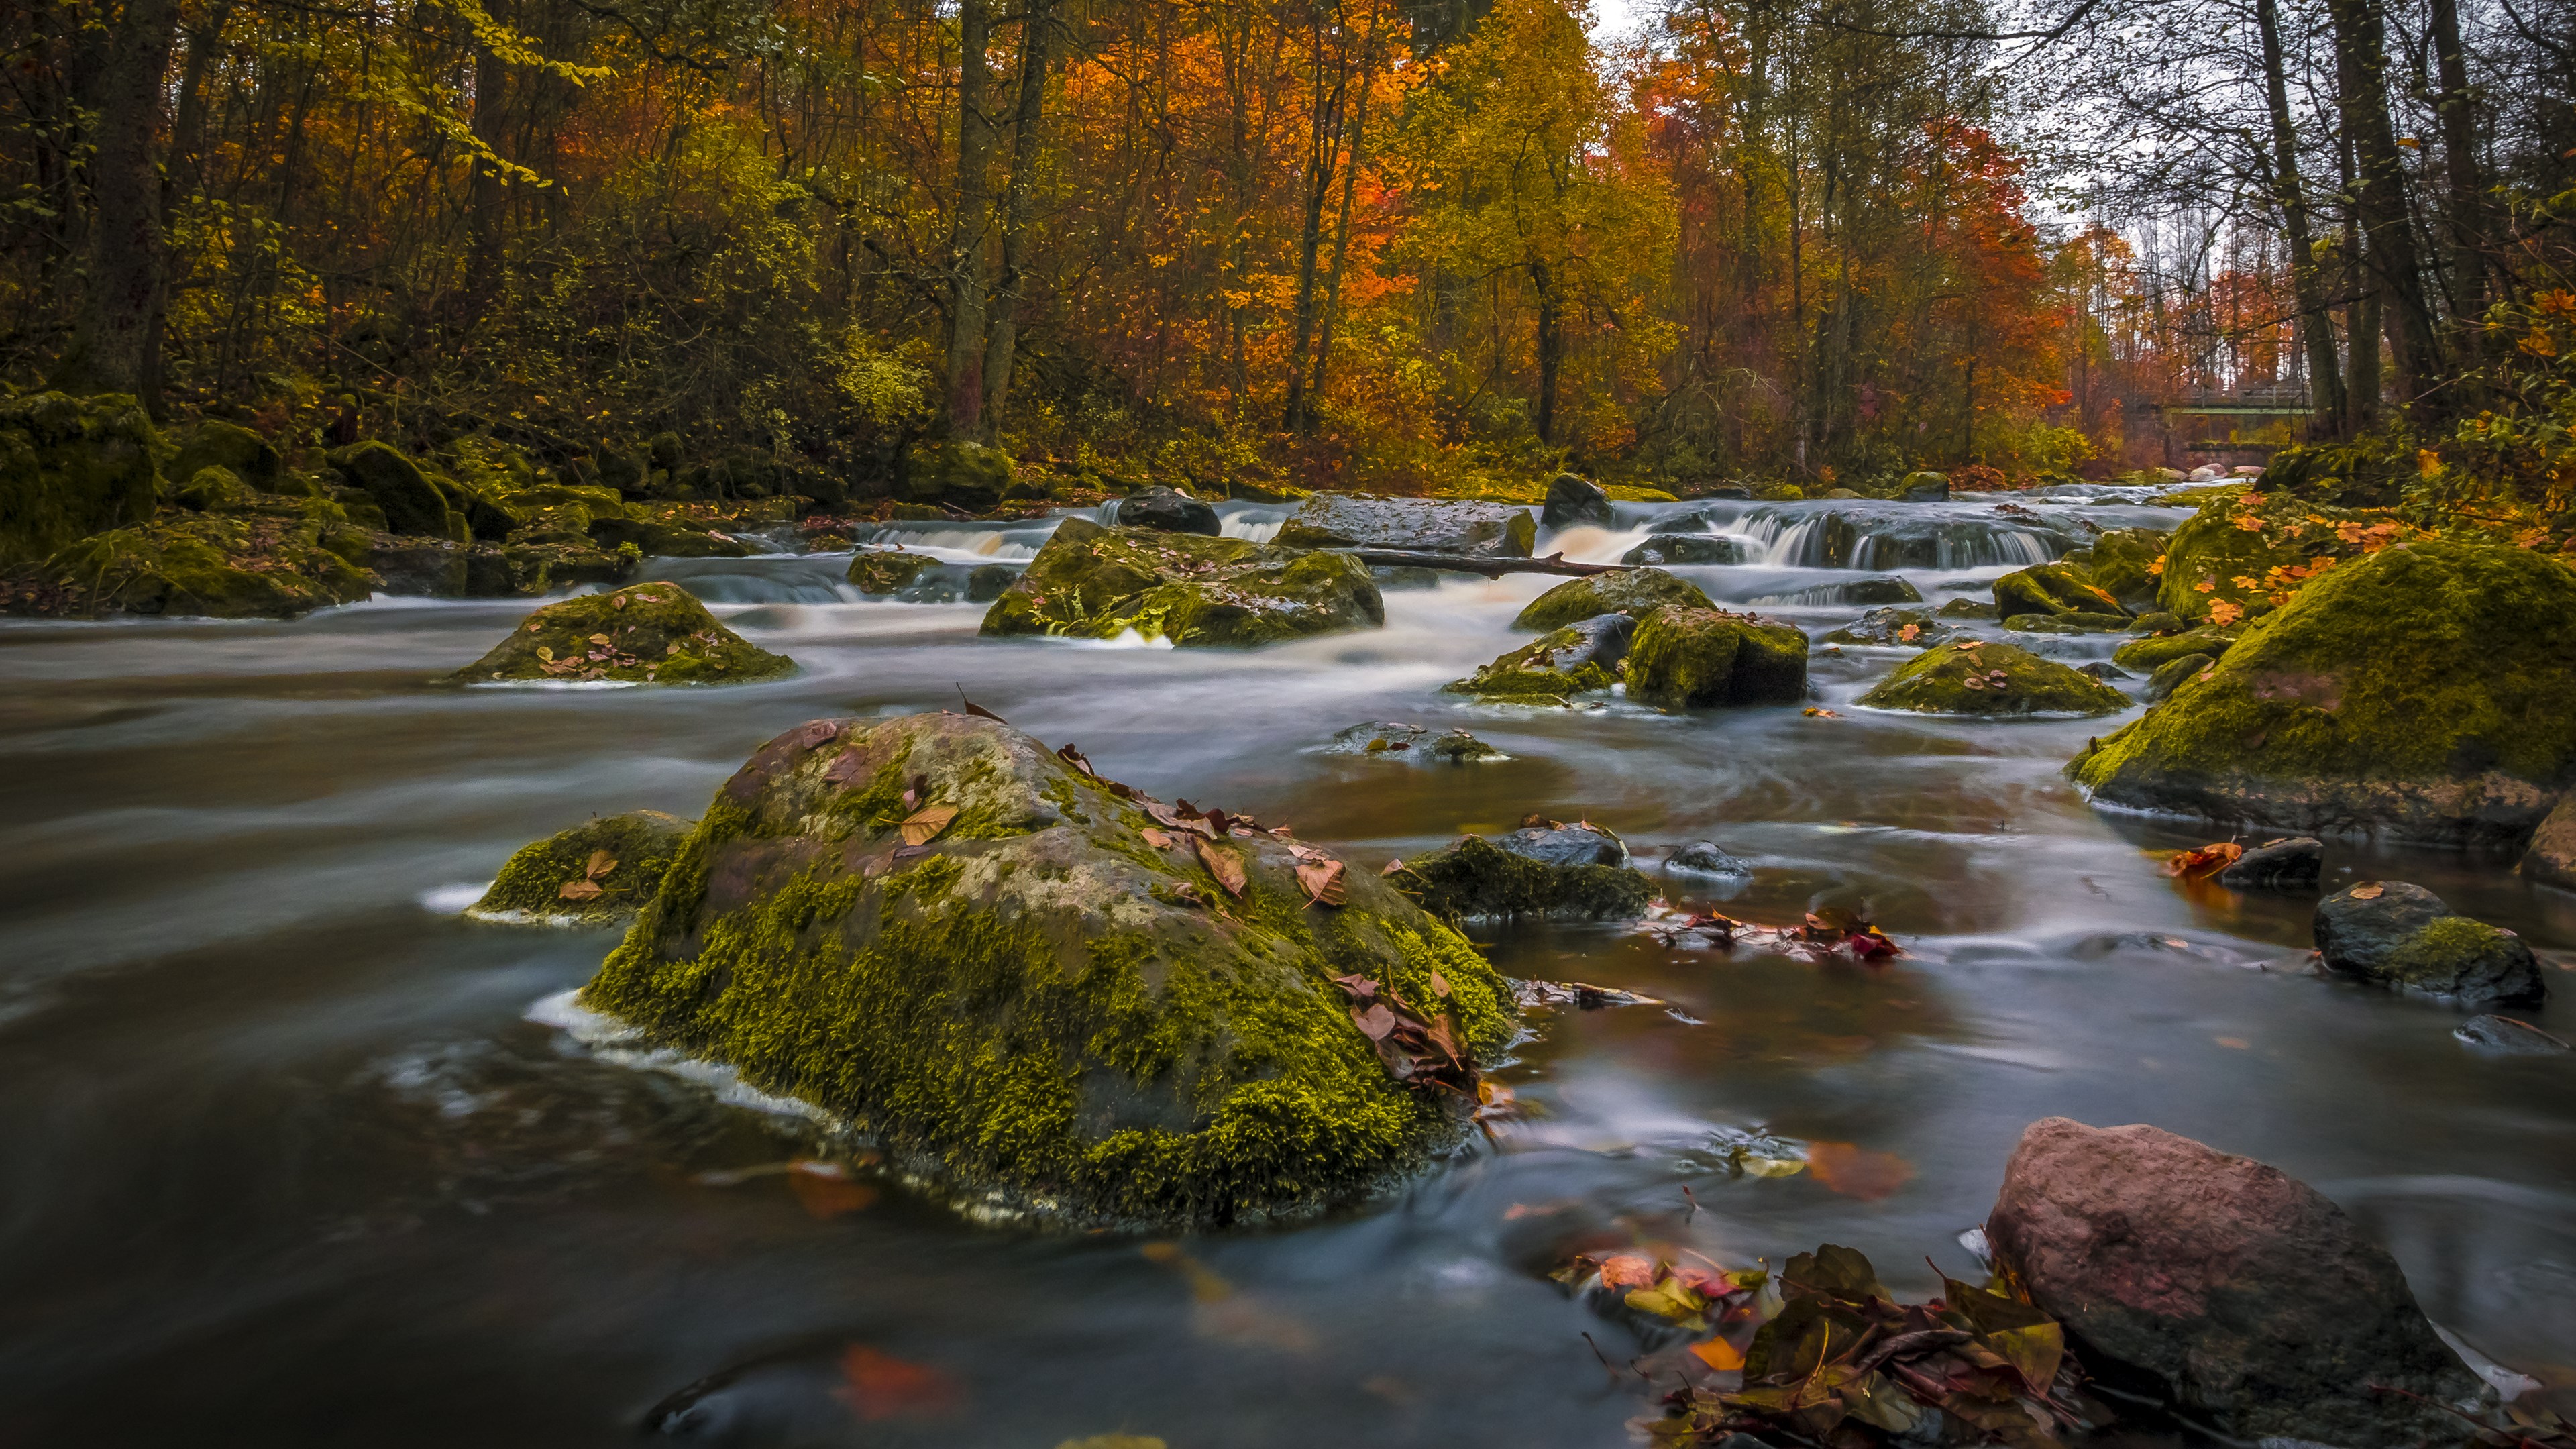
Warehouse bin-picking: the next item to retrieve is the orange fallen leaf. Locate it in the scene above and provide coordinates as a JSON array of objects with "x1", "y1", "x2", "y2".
[
  {"x1": 833, "y1": 1345, "x2": 960, "y2": 1421},
  {"x1": 1690, "y1": 1336, "x2": 1747, "y2": 1371},
  {"x1": 2165, "y1": 842, "x2": 2243, "y2": 880},
  {"x1": 2350, "y1": 882, "x2": 2385, "y2": 900},
  {"x1": 1140, "y1": 826, "x2": 1175, "y2": 849},
  {"x1": 1195, "y1": 836, "x2": 1246, "y2": 898},
  {"x1": 1597, "y1": 1254, "x2": 1658, "y2": 1289},
  {"x1": 1805, "y1": 1142, "x2": 1915, "y2": 1201},
  {"x1": 2215, "y1": 1036, "x2": 2250, "y2": 1050},
  {"x1": 900, "y1": 804, "x2": 958, "y2": 847}
]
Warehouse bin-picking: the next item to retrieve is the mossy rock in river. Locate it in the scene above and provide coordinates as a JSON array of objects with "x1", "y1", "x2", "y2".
[
  {"x1": 1513, "y1": 566, "x2": 1712, "y2": 631},
  {"x1": 2071, "y1": 539, "x2": 2576, "y2": 847},
  {"x1": 578, "y1": 711, "x2": 1515, "y2": 1228},
  {"x1": 1445, "y1": 614, "x2": 1632, "y2": 701},
  {"x1": 452, "y1": 583, "x2": 794, "y2": 684},
  {"x1": 981, "y1": 516, "x2": 1382, "y2": 647},
  {"x1": 1625, "y1": 605, "x2": 1808, "y2": 708},
  {"x1": 2112, "y1": 622, "x2": 2241, "y2": 671},
  {"x1": 470, "y1": 810, "x2": 694, "y2": 924},
  {"x1": 1861, "y1": 639, "x2": 2129, "y2": 718},
  {"x1": 27, "y1": 508, "x2": 373, "y2": 618},
  {"x1": 900, "y1": 440, "x2": 1013, "y2": 513},
  {"x1": 849, "y1": 548, "x2": 941, "y2": 595},
  {"x1": 1396, "y1": 833, "x2": 1653, "y2": 920},
  {"x1": 2154, "y1": 489, "x2": 2386, "y2": 623},
  {"x1": 1822, "y1": 606, "x2": 1957, "y2": 647},
  {"x1": 1275, "y1": 494, "x2": 1536, "y2": 557},
  {"x1": 2086, "y1": 527, "x2": 2170, "y2": 611},
  {"x1": 170, "y1": 419, "x2": 284, "y2": 490},
  {"x1": 1994, "y1": 561, "x2": 2126, "y2": 621},
  {"x1": 0, "y1": 391, "x2": 161, "y2": 562}
]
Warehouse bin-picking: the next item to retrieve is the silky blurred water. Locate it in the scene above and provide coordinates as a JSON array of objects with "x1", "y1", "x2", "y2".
[{"x1": 1, "y1": 493, "x2": 2569, "y2": 1448}]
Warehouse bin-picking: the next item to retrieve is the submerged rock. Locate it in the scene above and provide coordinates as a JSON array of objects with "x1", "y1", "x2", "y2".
[
  {"x1": 982, "y1": 517, "x2": 1381, "y2": 647},
  {"x1": 1821, "y1": 606, "x2": 1955, "y2": 647},
  {"x1": 1625, "y1": 606, "x2": 1808, "y2": 708},
  {"x1": 1832, "y1": 576, "x2": 1923, "y2": 606},
  {"x1": 1664, "y1": 840, "x2": 1752, "y2": 877},
  {"x1": 1274, "y1": 494, "x2": 1535, "y2": 557},
  {"x1": 470, "y1": 810, "x2": 695, "y2": 923},
  {"x1": 1542, "y1": 472, "x2": 1614, "y2": 529},
  {"x1": 1446, "y1": 614, "x2": 1634, "y2": 700},
  {"x1": 1513, "y1": 567, "x2": 1713, "y2": 630},
  {"x1": 1993, "y1": 560, "x2": 2127, "y2": 621},
  {"x1": 1495, "y1": 823, "x2": 1629, "y2": 868},
  {"x1": 2518, "y1": 798, "x2": 2576, "y2": 891},
  {"x1": 849, "y1": 549, "x2": 941, "y2": 595},
  {"x1": 2002, "y1": 610, "x2": 2130, "y2": 635},
  {"x1": 1619, "y1": 533, "x2": 1741, "y2": 566},
  {"x1": 451, "y1": 583, "x2": 795, "y2": 684},
  {"x1": 1397, "y1": 832, "x2": 1652, "y2": 920},
  {"x1": 2454, "y1": 1014, "x2": 2571, "y2": 1055},
  {"x1": 1371, "y1": 564, "x2": 1445, "y2": 590},
  {"x1": 0, "y1": 391, "x2": 161, "y2": 561},
  {"x1": 1858, "y1": 639, "x2": 2127, "y2": 717},
  {"x1": 1114, "y1": 486, "x2": 1220, "y2": 536},
  {"x1": 2216, "y1": 835, "x2": 2323, "y2": 890},
  {"x1": 578, "y1": 712, "x2": 1515, "y2": 1227},
  {"x1": 2070, "y1": 541, "x2": 2576, "y2": 847},
  {"x1": 1326, "y1": 722, "x2": 1501, "y2": 762},
  {"x1": 2315, "y1": 881, "x2": 2544, "y2": 1004},
  {"x1": 1986, "y1": 1118, "x2": 2486, "y2": 1449}
]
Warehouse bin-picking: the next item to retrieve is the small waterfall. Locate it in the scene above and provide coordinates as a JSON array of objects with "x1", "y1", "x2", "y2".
[{"x1": 1739, "y1": 503, "x2": 2069, "y2": 570}]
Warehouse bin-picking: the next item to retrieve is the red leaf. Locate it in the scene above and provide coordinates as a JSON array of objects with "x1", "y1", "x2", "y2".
[{"x1": 833, "y1": 1346, "x2": 960, "y2": 1422}]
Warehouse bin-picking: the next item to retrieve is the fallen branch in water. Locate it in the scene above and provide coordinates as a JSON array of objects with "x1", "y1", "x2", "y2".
[{"x1": 1327, "y1": 549, "x2": 1635, "y2": 578}]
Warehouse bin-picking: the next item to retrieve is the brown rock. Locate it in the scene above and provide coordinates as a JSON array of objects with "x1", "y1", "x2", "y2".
[
  {"x1": 1985, "y1": 1118, "x2": 2484, "y2": 1448},
  {"x1": 2520, "y1": 798, "x2": 2576, "y2": 891}
]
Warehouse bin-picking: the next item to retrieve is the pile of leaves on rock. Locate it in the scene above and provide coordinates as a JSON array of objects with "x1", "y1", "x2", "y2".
[
  {"x1": 1556, "y1": 1244, "x2": 2101, "y2": 1448},
  {"x1": 1643, "y1": 905, "x2": 1901, "y2": 963}
]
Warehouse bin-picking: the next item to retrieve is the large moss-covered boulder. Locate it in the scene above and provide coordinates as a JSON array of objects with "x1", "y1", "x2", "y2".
[
  {"x1": 26, "y1": 509, "x2": 372, "y2": 618},
  {"x1": 2086, "y1": 527, "x2": 2169, "y2": 611},
  {"x1": 2155, "y1": 489, "x2": 2387, "y2": 622},
  {"x1": 578, "y1": 712, "x2": 1515, "y2": 1226},
  {"x1": 1994, "y1": 560, "x2": 2126, "y2": 621},
  {"x1": 901, "y1": 441, "x2": 1012, "y2": 513},
  {"x1": 1861, "y1": 639, "x2": 2129, "y2": 717},
  {"x1": 1444, "y1": 615, "x2": 1631, "y2": 700},
  {"x1": 2072, "y1": 540, "x2": 2576, "y2": 847},
  {"x1": 981, "y1": 516, "x2": 1382, "y2": 647},
  {"x1": 331, "y1": 440, "x2": 466, "y2": 540},
  {"x1": 849, "y1": 549, "x2": 941, "y2": 594},
  {"x1": 1275, "y1": 494, "x2": 1536, "y2": 557},
  {"x1": 1396, "y1": 831, "x2": 1653, "y2": 920},
  {"x1": 1625, "y1": 605, "x2": 1807, "y2": 708},
  {"x1": 452, "y1": 583, "x2": 794, "y2": 684},
  {"x1": 2113, "y1": 622, "x2": 2241, "y2": 671},
  {"x1": 470, "y1": 810, "x2": 695, "y2": 924},
  {"x1": 1513, "y1": 566, "x2": 1711, "y2": 630},
  {"x1": 170, "y1": 419, "x2": 284, "y2": 490},
  {"x1": 0, "y1": 391, "x2": 160, "y2": 562}
]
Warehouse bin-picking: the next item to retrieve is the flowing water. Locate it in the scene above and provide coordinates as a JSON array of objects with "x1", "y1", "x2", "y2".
[{"x1": 3, "y1": 492, "x2": 2572, "y2": 1448}]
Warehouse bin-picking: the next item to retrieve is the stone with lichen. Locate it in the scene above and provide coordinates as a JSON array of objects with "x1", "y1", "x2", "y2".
[
  {"x1": 1513, "y1": 566, "x2": 1711, "y2": 631},
  {"x1": 470, "y1": 810, "x2": 695, "y2": 924},
  {"x1": 451, "y1": 582, "x2": 794, "y2": 684},
  {"x1": 1861, "y1": 639, "x2": 2127, "y2": 718},
  {"x1": 981, "y1": 516, "x2": 1381, "y2": 647},
  {"x1": 1625, "y1": 605, "x2": 1807, "y2": 708}
]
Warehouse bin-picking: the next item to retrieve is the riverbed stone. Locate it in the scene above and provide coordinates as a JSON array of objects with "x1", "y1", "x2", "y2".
[
  {"x1": 2113, "y1": 623, "x2": 2240, "y2": 671},
  {"x1": 1859, "y1": 639, "x2": 2126, "y2": 717},
  {"x1": 1275, "y1": 494, "x2": 1536, "y2": 557},
  {"x1": 2157, "y1": 489, "x2": 2382, "y2": 623},
  {"x1": 982, "y1": 517, "x2": 1382, "y2": 647},
  {"x1": 2455, "y1": 1014, "x2": 2571, "y2": 1055},
  {"x1": 1620, "y1": 533, "x2": 1741, "y2": 566},
  {"x1": 1446, "y1": 614, "x2": 1633, "y2": 700},
  {"x1": 1626, "y1": 606, "x2": 1807, "y2": 709},
  {"x1": 1397, "y1": 833, "x2": 1653, "y2": 920},
  {"x1": 470, "y1": 810, "x2": 695, "y2": 924},
  {"x1": 2070, "y1": 540, "x2": 2576, "y2": 848},
  {"x1": 452, "y1": 582, "x2": 794, "y2": 684},
  {"x1": 1326, "y1": 722, "x2": 1501, "y2": 762},
  {"x1": 578, "y1": 711, "x2": 1515, "y2": 1227},
  {"x1": 1515, "y1": 567, "x2": 1712, "y2": 631},
  {"x1": 1114, "y1": 486, "x2": 1221, "y2": 536},
  {"x1": 1542, "y1": 473, "x2": 1614, "y2": 529},
  {"x1": 0, "y1": 391, "x2": 162, "y2": 561},
  {"x1": 2518, "y1": 799, "x2": 2576, "y2": 890},
  {"x1": 170, "y1": 419, "x2": 284, "y2": 489},
  {"x1": 2217, "y1": 836, "x2": 2323, "y2": 891},
  {"x1": 1664, "y1": 840, "x2": 1752, "y2": 877},
  {"x1": 849, "y1": 549, "x2": 941, "y2": 595},
  {"x1": 2086, "y1": 527, "x2": 2169, "y2": 611},
  {"x1": 1994, "y1": 560, "x2": 2127, "y2": 621},
  {"x1": 1899, "y1": 471, "x2": 1949, "y2": 502},
  {"x1": 584, "y1": 513, "x2": 757, "y2": 560},
  {"x1": 1821, "y1": 606, "x2": 1955, "y2": 647},
  {"x1": 1984, "y1": 1117, "x2": 2487, "y2": 1449},
  {"x1": 2315, "y1": 881, "x2": 2544, "y2": 1004},
  {"x1": 29, "y1": 508, "x2": 374, "y2": 618},
  {"x1": 1934, "y1": 597, "x2": 1999, "y2": 620}
]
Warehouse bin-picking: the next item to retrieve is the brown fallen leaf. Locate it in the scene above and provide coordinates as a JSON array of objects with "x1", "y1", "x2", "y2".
[
  {"x1": 584, "y1": 849, "x2": 616, "y2": 881},
  {"x1": 2165, "y1": 841, "x2": 2244, "y2": 879},
  {"x1": 558, "y1": 878, "x2": 604, "y2": 901},
  {"x1": 1381, "y1": 858, "x2": 1405, "y2": 876},
  {"x1": 954, "y1": 685, "x2": 1004, "y2": 722},
  {"x1": 2350, "y1": 881, "x2": 2385, "y2": 899},
  {"x1": 1195, "y1": 836, "x2": 1246, "y2": 898},
  {"x1": 786, "y1": 1160, "x2": 879, "y2": 1220},
  {"x1": 900, "y1": 804, "x2": 959, "y2": 847},
  {"x1": 1804, "y1": 1142, "x2": 1915, "y2": 1201},
  {"x1": 1296, "y1": 858, "x2": 1346, "y2": 907},
  {"x1": 1351, "y1": 1003, "x2": 1397, "y2": 1039},
  {"x1": 1140, "y1": 827, "x2": 1175, "y2": 849},
  {"x1": 822, "y1": 749, "x2": 867, "y2": 786},
  {"x1": 1428, "y1": 971, "x2": 1450, "y2": 998},
  {"x1": 1597, "y1": 1254, "x2": 1658, "y2": 1290}
]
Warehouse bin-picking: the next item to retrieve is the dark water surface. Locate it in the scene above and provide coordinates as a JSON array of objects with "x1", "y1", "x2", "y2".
[{"x1": 3, "y1": 494, "x2": 2571, "y2": 1448}]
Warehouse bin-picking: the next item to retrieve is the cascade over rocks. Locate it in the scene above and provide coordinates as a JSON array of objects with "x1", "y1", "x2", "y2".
[
  {"x1": 1620, "y1": 533, "x2": 1741, "y2": 566},
  {"x1": 1274, "y1": 494, "x2": 1536, "y2": 557},
  {"x1": 1114, "y1": 486, "x2": 1221, "y2": 536},
  {"x1": 982, "y1": 517, "x2": 1382, "y2": 647},
  {"x1": 578, "y1": 712, "x2": 1515, "y2": 1227},
  {"x1": 2070, "y1": 541, "x2": 2576, "y2": 848},
  {"x1": 1542, "y1": 473, "x2": 1614, "y2": 529},
  {"x1": 471, "y1": 810, "x2": 695, "y2": 924},
  {"x1": 1986, "y1": 1118, "x2": 2488, "y2": 1449},
  {"x1": 2314, "y1": 881, "x2": 2544, "y2": 1004},
  {"x1": 1625, "y1": 606, "x2": 1809, "y2": 709},
  {"x1": 1515, "y1": 566, "x2": 1713, "y2": 630},
  {"x1": 452, "y1": 583, "x2": 794, "y2": 684}
]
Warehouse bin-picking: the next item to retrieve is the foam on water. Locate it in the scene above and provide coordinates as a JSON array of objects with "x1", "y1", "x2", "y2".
[{"x1": 525, "y1": 988, "x2": 836, "y2": 1124}]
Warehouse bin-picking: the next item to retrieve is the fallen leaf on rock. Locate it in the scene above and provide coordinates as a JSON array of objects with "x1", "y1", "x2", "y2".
[
  {"x1": 822, "y1": 749, "x2": 867, "y2": 786},
  {"x1": 900, "y1": 805, "x2": 959, "y2": 846},
  {"x1": 954, "y1": 686, "x2": 1004, "y2": 722},
  {"x1": 1194, "y1": 837, "x2": 1246, "y2": 898},
  {"x1": 1803, "y1": 707, "x2": 1840, "y2": 717},
  {"x1": 835, "y1": 1346, "x2": 961, "y2": 1422},
  {"x1": 1382, "y1": 858, "x2": 1406, "y2": 875},
  {"x1": 1598, "y1": 1254, "x2": 1660, "y2": 1290},
  {"x1": 1352, "y1": 1004, "x2": 1398, "y2": 1040},
  {"x1": 1429, "y1": 971, "x2": 1450, "y2": 997},
  {"x1": 1297, "y1": 858, "x2": 1347, "y2": 907},
  {"x1": 1140, "y1": 827, "x2": 1175, "y2": 849},
  {"x1": 585, "y1": 849, "x2": 616, "y2": 881},
  {"x1": 2351, "y1": 882, "x2": 2385, "y2": 899},
  {"x1": 1804, "y1": 1142, "x2": 1915, "y2": 1201},
  {"x1": 2165, "y1": 842, "x2": 2243, "y2": 879},
  {"x1": 559, "y1": 878, "x2": 604, "y2": 900}
]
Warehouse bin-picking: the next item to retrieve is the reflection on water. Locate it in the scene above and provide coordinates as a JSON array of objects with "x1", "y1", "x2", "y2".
[{"x1": 0, "y1": 488, "x2": 2570, "y2": 1446}]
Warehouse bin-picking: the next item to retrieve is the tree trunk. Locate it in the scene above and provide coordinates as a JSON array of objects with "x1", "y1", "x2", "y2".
[
  {"x1": 52, "y1": 0, "x2": 184, "y2": 400},
  {"x1": 979, "y1": 0, "x2": 1054, "y2": 440},
  {"x1": 466, "y1": 7, "x2": 511, "y2": 303},
  {"x1": 2256, "y1": 0, "x2": 2347, "y2": 435},
  {"x1": 1282, "y1": 10, "x2": 1343, "y2": 434},
  {"x1": 1307, "y1": 4, "x2": 1381, "y2": 417},
  {"x1": 2337, "y1": 123, "x2": 2383, "y2": 433},
  {"x1": 2327, "y1": 0, "x2": 2443, "y2": 405},
  {"x1": 944, "y1": 0, "x2": 997, "y2": 434},
  {"x1": 1531, "y1": 257, "x2": 1562, "y2": 444},
  {"x1": 2428, "y1": 0, "x2": 2486, "y2": 350}
]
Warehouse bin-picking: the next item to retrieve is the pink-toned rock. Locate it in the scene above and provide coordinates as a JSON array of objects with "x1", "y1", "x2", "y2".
[{"x1": 1986, "y1": 1118, "x2": 2485, "y2": 1448}]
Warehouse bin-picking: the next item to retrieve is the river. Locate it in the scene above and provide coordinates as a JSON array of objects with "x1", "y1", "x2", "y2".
[{"x1": 3, "y1": 491, "x2": 2570, "y2": 1447}]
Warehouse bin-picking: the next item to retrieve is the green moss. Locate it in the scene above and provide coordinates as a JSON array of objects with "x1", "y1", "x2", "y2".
[
  {"x1": 471, "y1": 810, "x2": 695, "y2": 923},
  {"x1": 2071, "y1": 539, "x2": 2576, "y2": 845},
  {"x1": 331, "y1": 439, "x2": 466, "y2": 541},
  {"x1": 2086, "y1": 528, "x2": 2171, "y2": 610},
  {"x1": 0, "y1": 392, "x2": 161, "y2": 562},
  {"x1": 1626, "y1": 604, "x2": 1808, "y2": 708},
  {"x1": 850, "y1": 549, "x2": 940, "y2": 594},
  {"x1": 1444, "y1": 626, "x2": 1615, "y2": 700},
  {"x1": 2155, "y1": 490, "x2": 2383, "y2": 621},
  {"x1": 2381, "y1": 916, "x2": 2520, "y2": 991},
  {"x1": 981, "y1": 517, "x2": 1383, "y2": 647},
  {"x1": 1860, "y1": 639, "x2": 2129, "y2": 717},
  {"x1": 1397, "y1": 835, "x2": 1654, "y2": 920},
  {"x1": 24, "y1": 510, "x2": 373, "y2": 618},
  {"x1": 577, "y1": 711, "x2": 1514, "y2": 1227},
  {"x1": 2002, "y1": 610, "x2": 2132, "y2": 635},
  {"x1": 1513, "y1": 567, "x2": 1712, "y2": 630},
  {"x1": 450, "y1": 582, "x2": 794, "y2": 684},
  {"x1": 2114, "y1": 623, "x2": 2242, "y2": 670},
  {"x1": 1994, "y1": 561, "x2": 2127, "y2": 621}
]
